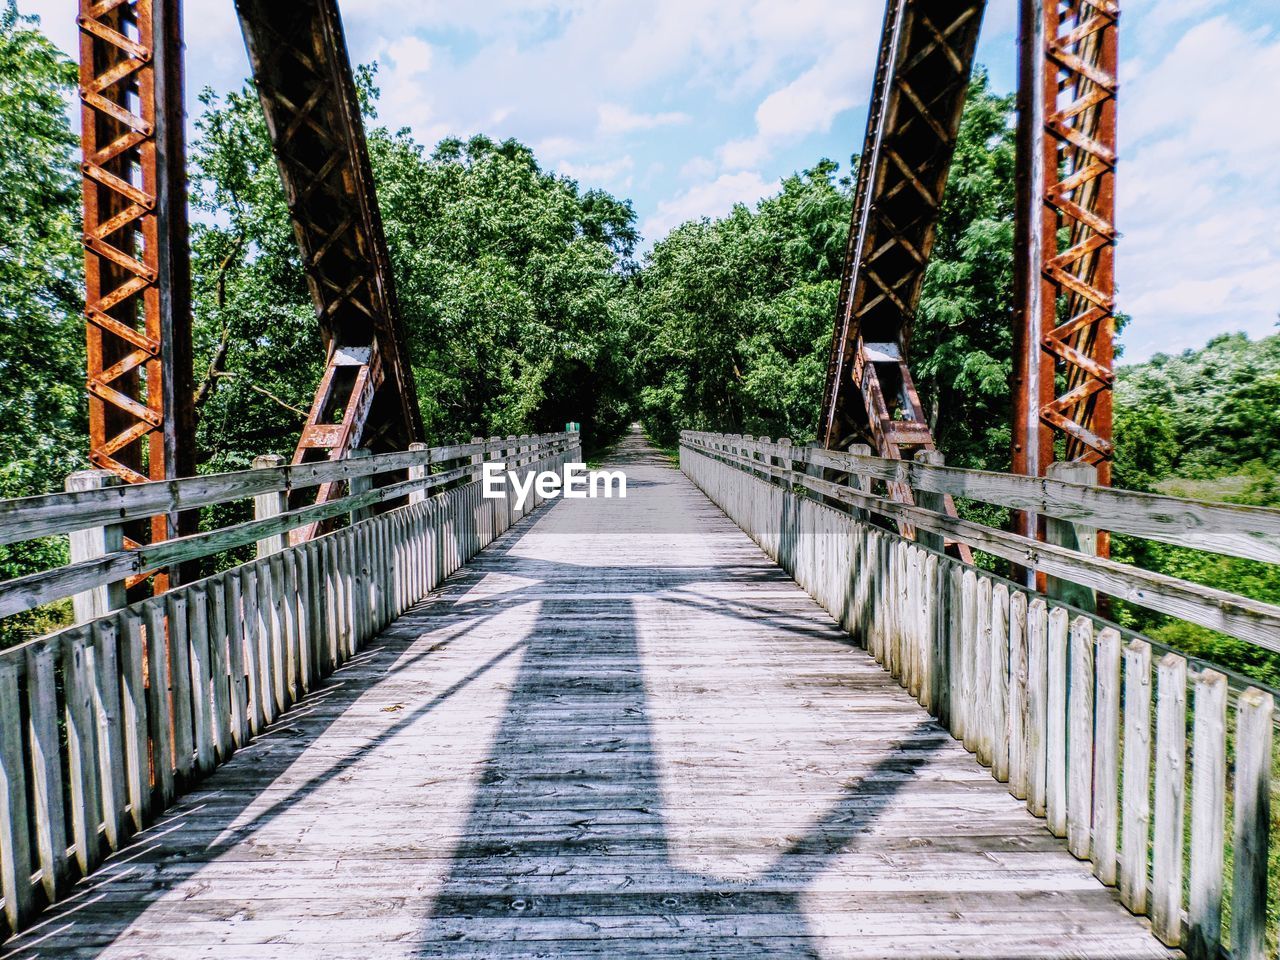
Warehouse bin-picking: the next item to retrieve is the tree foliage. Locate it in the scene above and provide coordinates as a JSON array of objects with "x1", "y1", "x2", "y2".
[
  {"x1": 190, "y1": 72, "x2": 639, "y2": 469},
  {"x1": 636, "y1": 72, "x2": 1018, "y2": 472},
  {"x1": 0, "y1": 4, "x2": 83, "y2": 636}
]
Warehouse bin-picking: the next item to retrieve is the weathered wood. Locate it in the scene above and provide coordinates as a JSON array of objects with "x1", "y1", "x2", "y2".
[
  {"x1": 0, "y1": 659, "x2": 34, "y2": 929},
  {"x1": 1044, "y1": 463, "x2": 1098, "y2": 613},
  {"x1": 1025, "y1": 598, "x2": 1049, "y2": 818},
  {"x1": 1186, "y1": 669, "x2": 1226, "y2": 960},
  {"x1": 682, "y1": 431, "x2": 1280, "y2": 565},
  {"x1": 973, "y1": 576, "x2": 993, "y2": 767},
  {"x1": 1066, "y1": 616, "x2": 1093, "y2": 860},
  {"x1": 1119, "y1": 639, "x2": 1152, "y2": 914},
  {"x1": 1091, "y1": 627, "x2": 1120, "y2": 886},
  {"x1": 167, "y1": 591, "x2": 195, "y2": 782},
  {"x1": 3, "y1": 430, "x2": 1177, "y2": 958},
  {"x1": 1151, "y1": 653, "x2": 1186, "y2": 947},
  {"x1": 912, "y1": 450, "x2": 946, "y2": 554},
  {"x1": 24, "y1": 642, "x2": 69, "y2": 898},
  {"x1": 1045, "y1": 607, "x2": 1069, "y2": 838},
  {"x1": 62, "y1": 630, "x2": 102, "y2": 873},
  {"x1": 0, "y1": 440, "x2": 569, "y2": 621},
  {"x1": 1006, "y1": 591, "x2": 1029, "y2": 799},
  {"x1": 989, "y1": 584, "x2": 1010, "y2": 783},
  {"x1": 0, "y1": 436, "x2": 562, "y2": 547},
  {"x1": 118, "y1": 610, "x2": 150, "y2": 831},
  {"x1": 682, "y1": 439, "x2": 1280, "y2": 652},
  {"x1": 144, "y1": 601, "x2": 175, "y2": 806},
  {"x1": 65, "y1": 470, "x2": 126, "y2": 625},
  {"x1": 252, "y1": 454, "x2": 288, "y2": 557},
  {"x1": 1229, "y1": 688, "x2": 1273, "y2": 960}
]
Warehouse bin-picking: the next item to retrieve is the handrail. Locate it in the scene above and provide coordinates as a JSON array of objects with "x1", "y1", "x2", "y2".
[
  {"x1": 679, "y1": 430, "x2": 1278, "y2": 957},
  {"x1": 681, "y1": 433, "x2": 1280, "y2": 654},
  {"x1": 0, "y1": 434, "x2": 575, "y2": 621},
  {"x1": 0, "y1": 428, "x2": 582, "y2": 935},
  {"x1": 682, "y1": 431, "x2": 1280, "y2": 564},
  {"x1": 0, "y1": 436, "x2": 543, "y2": 548}
]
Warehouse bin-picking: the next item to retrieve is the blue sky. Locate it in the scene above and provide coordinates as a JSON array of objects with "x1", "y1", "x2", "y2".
[{"x1": 21, "y1": 0, "x2": 1280, "y2": 363}]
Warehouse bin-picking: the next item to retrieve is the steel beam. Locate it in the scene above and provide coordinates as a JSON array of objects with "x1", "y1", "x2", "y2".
[
  {"x1": 1012, "y1": 0, "x2": 1118, "y2": 504},
  {"x1": 820, "y1": 0, "x2": 986, "y2": 458},
  {"x1": 78, "y1": 0, "x2": 196, "y2": 587},
  {"x1": 1012, "y1": 0, "x2": 1117, "y2": 570},
  {"x1": 234, "y1": 0, "x2": 424, "y2": 539}
]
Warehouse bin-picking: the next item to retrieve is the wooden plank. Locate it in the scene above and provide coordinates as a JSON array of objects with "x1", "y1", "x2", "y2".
[
  {"x1": 62, "y1": 630, "x2": 102, "y2": 874},
  {"x1": 1045, "y1": 607, "x2": 1069, "y2": 838},
  {"x1": 1119, "y1": 639, "x2": 1152, "y2": 914},
  {"x1": 682, "y1": 432, "x2": 1280, "y2": 564},
  {"x1": 24, "y1": 642, "x2": 69, "y2": 899},
  {"x1": 225, "y1": 573, "x2": 251, "y2": 749},
  {"x1": 0, "y1": 435, "x2": 561, "y2": 548},
  {"x1": 1091, "y1": 627, "x2": 1120, "y2": 886},
  {"x1": 1186, "y1": 669, "x2": 1226, "y2": 960},
  {"x1": 973, "y1": 576, "x2": 993, "y2": 767},
  {"x1": 1066, "y1": 616, "x2": 1093, "y2": 860},
  {"x1": 989, "y1": 584, "x2": 1009, "y2": 783},
  {"x1": 683, "y1": 441, "x2": 1280, "y2": 652},
  {"x1": 0, "y1": 659, "x2": 35, "y2": 929},
  {"x1": 187, "y1": 586, "x2": 215, "y2": 776},
  {"x1": 143, "y1": 601, "x2": 175, "y2": 807},
  {"x1": 208, "y1": 580, "x2": 233, "y2": 761},
  {"x1": 959, "y1": 569, "x2": 977, "y2": 751},
  {"x1": 240, "y1": 564, "x2": 266, "y2": 734},
  {"x1": 1151, "y1": 652, "x2": 1186, "y2": 947},
  {"x1": 90, "y1": 619, "x2": 127, "y2": 850},
  {"x1": 1229, "y1": 688, "x2": 1273, "y2": 960},
  {"x1": 1006, "y1": 591, "x2": 1029, "y2": 800},
  {"x1": 117, "y1": 610, "x2": 150, "y2": 832}
]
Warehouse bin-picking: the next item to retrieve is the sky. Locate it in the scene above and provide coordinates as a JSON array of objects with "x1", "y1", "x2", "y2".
[{"x1": 19, "y1": 0, "x2": 1280, "y2": 363}]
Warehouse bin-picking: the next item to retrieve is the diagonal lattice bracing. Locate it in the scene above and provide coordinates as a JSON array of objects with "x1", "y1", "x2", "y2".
[
  {"x1": 234, "y1": 0, "x2": 423, "y2": 540},
  {"x1": 79, "y1": 0, "x2": 195, "y2": 581},
  {"x1": 820, "y1": 0, "x2": 986, "y2": 461},
  {"x1": 1013, "y1": 0, "x2": 1118, "y2": 494}
]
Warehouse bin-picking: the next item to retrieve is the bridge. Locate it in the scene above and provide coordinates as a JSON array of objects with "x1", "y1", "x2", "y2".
[
  {"x1": 1, "y1": 426, "x2": 1278, "y2": 957},
  {"x1": 1, "y1": 0, "x2": 1277, "y2": 956}
]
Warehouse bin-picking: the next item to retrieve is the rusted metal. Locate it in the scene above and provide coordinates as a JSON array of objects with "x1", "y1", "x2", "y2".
[
  {"x1": 1012, "y1": 0, "x2": 1117, "y2": 553},
  {"x1": 234, "y1": 0, "x2": 424, "y2": 541},
  {"x1": 818, "y1": 0, "x2": 985, "y2": 558},
  {"x1": 78, "y1": 0, "x2": 196, "y2": 588},
  {"x1": 820, "y1": 0, "x2": 985, "y2": 458}
]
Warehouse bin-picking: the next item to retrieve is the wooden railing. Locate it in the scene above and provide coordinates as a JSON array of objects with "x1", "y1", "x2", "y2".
[
  {"x1": 0, "y1": 432, "x2": 580, "y2": 937},
  {"x1": 681, "y1": 430, "x2": 1279, "y2": 959}
]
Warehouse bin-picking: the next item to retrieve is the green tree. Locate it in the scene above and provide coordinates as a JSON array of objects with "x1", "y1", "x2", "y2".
[{"x1": 0, "y1": 3, "x2": 84, "y2": 639}]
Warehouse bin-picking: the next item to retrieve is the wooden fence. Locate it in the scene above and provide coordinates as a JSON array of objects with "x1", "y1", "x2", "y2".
[
  {"x1": 0, "y1": 432, "x2": 579, "y2": 936},
  {"x1": 681, "y1": 430, "x2": 1278, "y2": 960}
]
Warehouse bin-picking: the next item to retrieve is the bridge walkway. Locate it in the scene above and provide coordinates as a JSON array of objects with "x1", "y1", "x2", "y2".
[{"x1": 3, "y1": 431, "x2": 1174, "y2": 959}]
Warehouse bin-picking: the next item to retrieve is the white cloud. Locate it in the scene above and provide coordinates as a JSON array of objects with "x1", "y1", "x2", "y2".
[
  {"x1": 640, "y1": 170, "x2": 776, "y2": 242},
  {"x1": 597, "y1": 103, "x2": 690, "y2": 135},
  {"x1": 716, "y1": 30, "x2": 877, "y2": 171},
  {"x1": 1118, "y1": 15, "x2": 1280, "y2": 359},
  {"x1": 558, "y1": 155, "x2": 635, "y2": 190},
  {"x1": 679, "y1": 156, "x2": 716, "y2": 180}
]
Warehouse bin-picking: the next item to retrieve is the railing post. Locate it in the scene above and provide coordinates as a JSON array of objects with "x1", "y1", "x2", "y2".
[
  {"x1": 778, "y1": 438, "x2": 792, "y2": 492},
  {"x1": 469, "y1": 437, "x2": 483, "y2": 483},
  {"x1": 407, "y1": 442, "x2": 428, "y2": 506},
  {"x1": 913, "y1": 450, "x2": 946, "y2": 553},
  {"x1": 66, "y1": 470, "x2": 126, "y2": 624},
  {"x1": 348, "y1": 449, "x2": 373, "y2": 526},
  {"x1": 1045, "y1": 461, "x2": 1098, "y2": 612},
  {"x1": 847, "y1": 443, "x2": 872, "y2": 522},
  {"x1": 252, "y1": 455, "x2": 288, "y2": 558}
]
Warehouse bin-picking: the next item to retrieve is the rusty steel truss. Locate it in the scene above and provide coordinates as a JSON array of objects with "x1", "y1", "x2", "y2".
[
  {"x1": 820, "y1": 0, "x2": 986, "y2": 460},
  {"x1": 1012, "y1": 0, "x2": 1118, "y2": 503},
  {"x1": 235, "y1": 0, "x2": 424, "y2": 533},
  {"x1": 78, "y1": 0, "x2": 196, "y2": 574}
]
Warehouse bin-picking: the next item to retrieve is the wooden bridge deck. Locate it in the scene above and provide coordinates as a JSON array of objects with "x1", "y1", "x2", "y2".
[{"x1": 4, "y1": 431, "x2": 1176, "y2": 959}]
